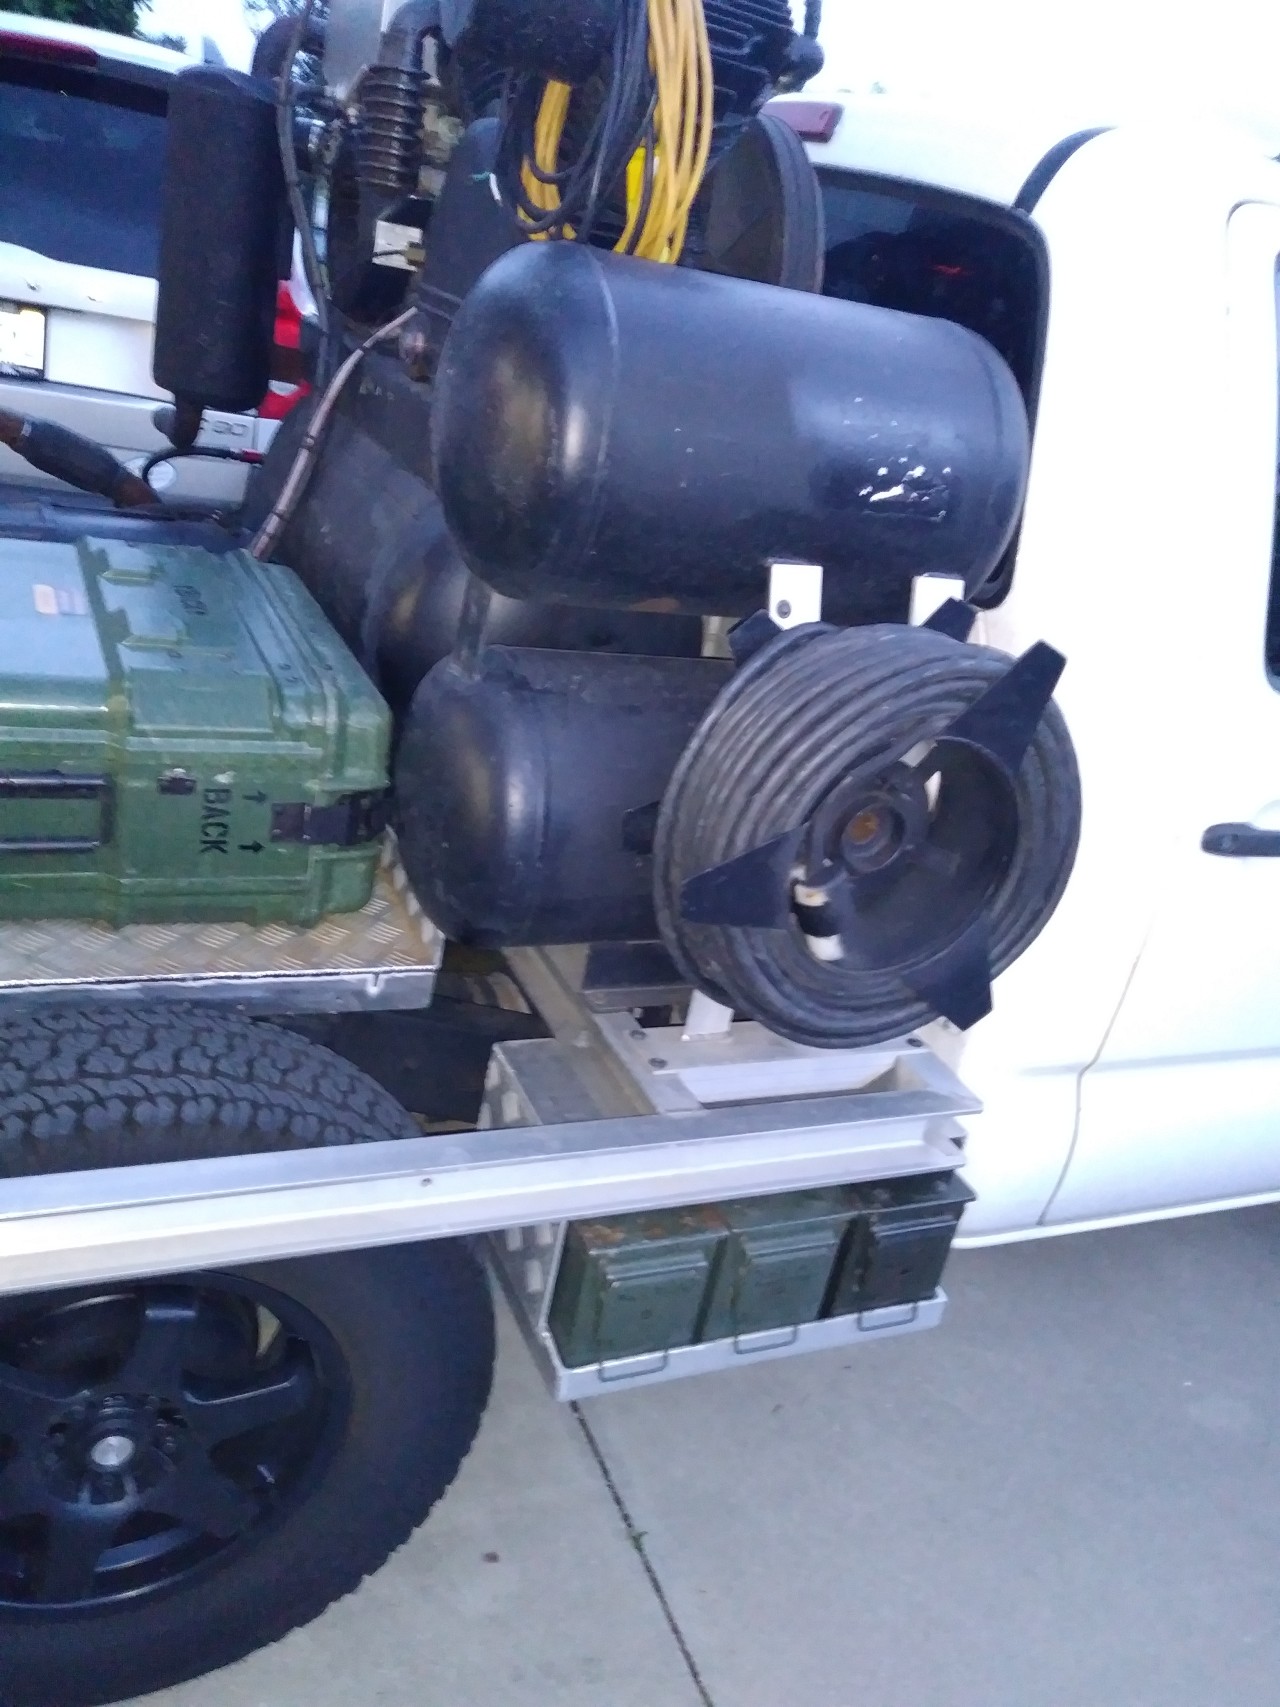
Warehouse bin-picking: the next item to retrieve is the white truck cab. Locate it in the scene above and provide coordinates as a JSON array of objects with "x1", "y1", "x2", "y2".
[{"x1": 777, "y1": 101, "x2": 1280, "y2": 1242}]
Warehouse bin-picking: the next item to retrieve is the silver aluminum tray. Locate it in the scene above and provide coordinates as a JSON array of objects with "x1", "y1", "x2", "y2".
[{"x1": 0, "y1": 850, "x2": 440, "y2": 1014}]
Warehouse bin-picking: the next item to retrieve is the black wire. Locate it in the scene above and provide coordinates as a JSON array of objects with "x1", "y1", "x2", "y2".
[
  {"x1": 142, "y1": 446, "x2": 255, "y2": 483},
  {"x1": 620, "y1": 111, "x2": 657, "y2": 252},
  {"x1": 570, "y1": 0, "x2": 651, "y2": 243},
  {"x1": 493, "y1": 0, "x2": 654, "y2": 245}
]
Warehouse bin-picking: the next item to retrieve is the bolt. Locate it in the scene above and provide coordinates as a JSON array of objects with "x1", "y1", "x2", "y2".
[
  {"x1": 398, "y1": 322, "x2": 433, "y2": 380},
  {"x1": 907, "y1": 1036, "x2": 925, "y2": 1048},
  {"x1": 89, "y1": 1434, "x2": 136, "y2": 1471},
  {"x1": 775, "y1": 600, "x2": 792, "y2": 619},
  {"x1": 648, "y1": 1057, "x2": 668, "y2": 1070}
]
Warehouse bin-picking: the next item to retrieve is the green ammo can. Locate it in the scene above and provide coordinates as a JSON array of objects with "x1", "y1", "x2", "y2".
[
  {"x1": 699, "y1": 1189, "x2": 857, "y2": 1342},
  {"x1": 829, "y1": 1172, "x2": 976, "y2": 1315},
  {"x1": 548, "y1": 1207, "x2": 727, "y2": 1369},
  {"x1": 0, "y1": 537, "x2": 390, "y2": 926}
]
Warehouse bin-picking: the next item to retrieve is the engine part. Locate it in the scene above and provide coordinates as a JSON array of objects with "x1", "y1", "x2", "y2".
[
  {"x1": 153, "y1": 66, "x2": 286, "y2": 416},
  {"x1": 449, "y1": 0, "x2": 817, "y2": 258},
  {"x1": 433, "y1": 242, "x2": 1031, "y2": 619},
  {"x1": 324, "y1": 2, "x2": 447, "y2": 320},
  {"x1": 358, "y1": 62, "x2": 428, "y2": 201},
  {"x1": 654, "y1": 622, "x2": 1081, "y2": 1049},
  {"x1": 325, "y1": 0, "x2": 409, "y2": 101},
  {"x1": 700, "y1": 0, "x2": 811, "y2": 140},
  {"x1": 327, "y1": 126, "x2": 413, "y2": 322},
  {"x1": 0, "y1": 536, "x2": 390, "y2": 927},
  {"x1": 448, "y1": 0, "x2": 813, "y2": 133},
  {"x1": 394, "y1": 647, "x2": 731, "y2": 945},
  {"x1": 402, "y1": 117, "x2": 527, "y2": 381},
  {"x1": 356, "y1": 0, "x2": 440, "y2": 204},
  {"x1": 441, "y1": 0, "x2": 620, "y2": 84},
  {"x1": 694, "y1": 108, "x2": 825, "y2": 289}
]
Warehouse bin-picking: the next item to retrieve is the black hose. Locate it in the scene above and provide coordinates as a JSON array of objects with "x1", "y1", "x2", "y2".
[
  {"x1": 653, "y1": 623, "x2": 1080, "y2": 1048},
  {"x1": 803, "y1": 0, "x2": 821, "y2": 36},
  {"x1": 142, "y1": 445, "x2": 254, "y2": 484},
  {"x1": 0, "y1": 410, "x2": 159, "y2": 509},
  {"x1": 252, "y1": 14, "x2": 324, "y2": 80}
]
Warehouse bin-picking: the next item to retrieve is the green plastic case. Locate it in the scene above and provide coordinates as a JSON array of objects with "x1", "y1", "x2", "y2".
[{"x1": 0, "y1": 537, "x2": 390, "y2": 926}]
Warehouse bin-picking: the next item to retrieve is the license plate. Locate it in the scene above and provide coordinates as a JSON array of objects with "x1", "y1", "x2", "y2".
[{"x1": 0, "y1": 301, "x2": 47, "y2": 380}]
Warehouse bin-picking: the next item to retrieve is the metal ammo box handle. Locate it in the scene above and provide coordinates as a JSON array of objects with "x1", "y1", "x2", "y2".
[{"x1": 0, "y1": 771, "x2": 115, "y2": 855}]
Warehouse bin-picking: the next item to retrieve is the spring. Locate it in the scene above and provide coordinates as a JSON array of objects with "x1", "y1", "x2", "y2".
[{"x1": 357, "y1": 63, "x2": 428, "y2": 201}]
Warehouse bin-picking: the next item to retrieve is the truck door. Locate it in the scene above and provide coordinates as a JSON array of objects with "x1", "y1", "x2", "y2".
[{"x1": 1045, "y1": 198, "x2": 1280, "y2": 1226}]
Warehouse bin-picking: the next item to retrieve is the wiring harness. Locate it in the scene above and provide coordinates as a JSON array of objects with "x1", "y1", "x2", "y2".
[{"x1": 495, "y1": 0, "x2": 714, "y2": 261}]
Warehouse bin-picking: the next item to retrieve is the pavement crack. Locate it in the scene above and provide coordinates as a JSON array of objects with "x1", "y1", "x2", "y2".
[{"x1": 571, "y1": 1403, "x2": 716, "y2": 1707}]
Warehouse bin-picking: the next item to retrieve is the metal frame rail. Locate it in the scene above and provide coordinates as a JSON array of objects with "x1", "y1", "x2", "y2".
[{"x1": 0, "y1": 948, "x2": 977, "y2": 1359}]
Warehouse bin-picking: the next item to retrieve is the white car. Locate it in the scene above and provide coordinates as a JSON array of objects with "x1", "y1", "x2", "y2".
[{"x1": 0, "y1": 13, "x2": 301, "y2": 506}]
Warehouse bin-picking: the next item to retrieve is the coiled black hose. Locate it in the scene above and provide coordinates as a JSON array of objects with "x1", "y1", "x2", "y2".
[{"x1": 654, "y1": 623, "x2": 1080, "y2": 1048}]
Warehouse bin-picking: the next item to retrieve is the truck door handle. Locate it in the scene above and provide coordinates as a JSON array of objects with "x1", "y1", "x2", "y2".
[{"x1": 1202, "y1": 822, "x2": 1280, "y2": 857}]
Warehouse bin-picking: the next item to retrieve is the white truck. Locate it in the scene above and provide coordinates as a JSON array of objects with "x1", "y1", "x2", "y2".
[{"x1": 0, "y1": 35, "x2": 1278, "y2": 1707}]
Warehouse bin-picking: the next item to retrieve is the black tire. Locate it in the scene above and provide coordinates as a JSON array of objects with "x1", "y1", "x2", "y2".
[
  {"x1": 0, "y1": 1242, "x2": 495, "y2": 1707},
  {"x1": 0, "y1": 1004, "x2": 422, "y2": 1176},
  {"x1": 0, "y1": 1005, "x2": 495, "y2": 1705}
]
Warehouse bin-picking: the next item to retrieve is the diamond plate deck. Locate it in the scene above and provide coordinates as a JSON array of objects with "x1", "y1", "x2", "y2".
[{"x1": 0, "y1": 844, "x2": 441, "y2": 1013}]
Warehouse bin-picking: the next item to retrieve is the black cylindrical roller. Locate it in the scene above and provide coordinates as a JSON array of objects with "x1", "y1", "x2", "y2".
[
  {"x1": 153, "y1": 66, "x2": 285, "y2": 414},
  {"x1": 433, "y1": 242, "x2": 1031, "y2": 620},
  {"x1": 395, "y1": 647, "x2": 731, "y2": 946}
]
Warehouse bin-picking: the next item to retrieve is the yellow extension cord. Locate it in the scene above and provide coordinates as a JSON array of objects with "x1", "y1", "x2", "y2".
[{"x1": 519, "y1": 0, "x2": 715, "y2": 263}]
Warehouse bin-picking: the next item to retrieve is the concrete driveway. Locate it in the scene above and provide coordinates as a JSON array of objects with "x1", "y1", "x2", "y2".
[{"x1": 137, "y1": 1204, "x2": 1280, "y2": 1707}]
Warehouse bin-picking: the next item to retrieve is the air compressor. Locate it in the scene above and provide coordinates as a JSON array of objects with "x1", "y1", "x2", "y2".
[{"x1": 146, "y1": 0, "x2": 1082, "y2": 1048}]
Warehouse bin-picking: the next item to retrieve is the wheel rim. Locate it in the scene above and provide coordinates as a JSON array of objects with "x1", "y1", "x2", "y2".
[{"x1": 0, "y1": 1274, "x2": 349, "y2": 1610}]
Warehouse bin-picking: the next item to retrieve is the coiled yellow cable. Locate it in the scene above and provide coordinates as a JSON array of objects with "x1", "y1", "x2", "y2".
[{"x1": 519, "y1": 0, "x2": 714, "y2": 264}]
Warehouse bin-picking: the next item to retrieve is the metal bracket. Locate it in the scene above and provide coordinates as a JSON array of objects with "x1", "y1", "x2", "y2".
[
  {"x1": 489, "y1": 947, "x2": 971, "y2": 1399},
  {"x1": 768, "y1": 559, "x2": 824, "y2": 628}
]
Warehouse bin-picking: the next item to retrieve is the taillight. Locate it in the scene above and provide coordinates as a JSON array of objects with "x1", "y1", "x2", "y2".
[
  {"x1": 764, "y1": 99, "x2": 843, "y2": 143},
  {"x1": 263, "y1": 282, "x2": 309, "y2": 412},
  {"x1": 273, "y1": 282, "x2": 303, "y2": 352},
  {"x1": 0, "y1": 30, "x2": 98, "y2": 66},
  {"x1": 260, "y1": 380, "x2": 309, "y2": 421}
]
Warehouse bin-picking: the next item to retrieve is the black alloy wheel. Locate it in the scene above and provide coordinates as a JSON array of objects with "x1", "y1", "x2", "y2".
[{"x1": 0, "y1": 1273, "x2": 343, "y2": 1610}]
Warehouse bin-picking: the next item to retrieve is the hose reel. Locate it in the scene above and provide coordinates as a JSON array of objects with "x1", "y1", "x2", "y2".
[{"x1": 654, "y1": 610, "x2": 1081, "y2": 1048}]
